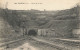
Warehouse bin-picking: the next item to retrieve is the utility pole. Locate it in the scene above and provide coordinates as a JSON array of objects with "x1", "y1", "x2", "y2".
[
  {"x1": 5, "y1": 2, "x2": 8, "y2": 9},
  {"x1": 73, "y1": 4, "x2": 80, "y2": 38},
  {"x1": 0, "y1": 3, "x2": 1, "y2": 9},
  {"x1": 22, "y1": 21, "x2": 25, "y2": 36},
  {"x1": 76, "y1": 4, "x2": 80, "y2": 28}
]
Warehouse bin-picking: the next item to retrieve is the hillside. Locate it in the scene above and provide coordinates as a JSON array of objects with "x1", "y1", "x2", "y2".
[
  {"x1": 0, "y1": 5, "x2": 79, "y2": 38},
  {"x1": 51, "y1": 7, "x2": 78, "y2": 20}
]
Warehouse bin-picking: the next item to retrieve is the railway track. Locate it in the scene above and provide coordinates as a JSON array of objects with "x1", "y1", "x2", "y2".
[
  {"x1": 31, "y1": 36, "x2": 80, "y2": 50},
  {"x1": 0, "y1": 36, "x2": 80, "y2": 50},
  {"x1": 30, "y1": 36, "x2": 69, "y2": 50}
]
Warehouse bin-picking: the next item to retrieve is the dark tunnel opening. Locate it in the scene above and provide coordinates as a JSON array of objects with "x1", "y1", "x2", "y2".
[{"x1": 28, "y1": 30, "x2": 37, "y2": 36}]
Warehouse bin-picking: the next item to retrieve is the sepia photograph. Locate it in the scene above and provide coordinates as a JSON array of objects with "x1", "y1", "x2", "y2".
[{"x1": 0, "y1": 0, "x2": 80, "y2": 50}]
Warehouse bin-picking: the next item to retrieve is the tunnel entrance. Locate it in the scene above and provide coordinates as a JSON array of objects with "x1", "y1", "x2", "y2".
[{"x1": 28, "y1": 30, "x2": 37, "y2": 36}]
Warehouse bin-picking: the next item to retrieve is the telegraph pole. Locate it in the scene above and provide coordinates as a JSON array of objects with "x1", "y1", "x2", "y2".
[
  {"x1": 5, "y1": 2, "x2": 8, "y2": 9},
  {"x1": 76, "y1": 4, "x2": 80, "y2": 28}
]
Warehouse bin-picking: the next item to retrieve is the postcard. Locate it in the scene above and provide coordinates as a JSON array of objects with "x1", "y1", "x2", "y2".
[{"x1": 0, "y1": 0, "x2": 80, "y2": 50}]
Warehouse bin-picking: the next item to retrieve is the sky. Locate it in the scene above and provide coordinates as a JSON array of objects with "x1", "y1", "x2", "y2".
[{"x1": 0, "y1": 0, "x2": 80, "y2": 10}]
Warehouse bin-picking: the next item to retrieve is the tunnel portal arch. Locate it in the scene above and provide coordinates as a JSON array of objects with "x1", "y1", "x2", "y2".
[{"x1": 28, "y1": 29, "x2": 37, "y2": 36}]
